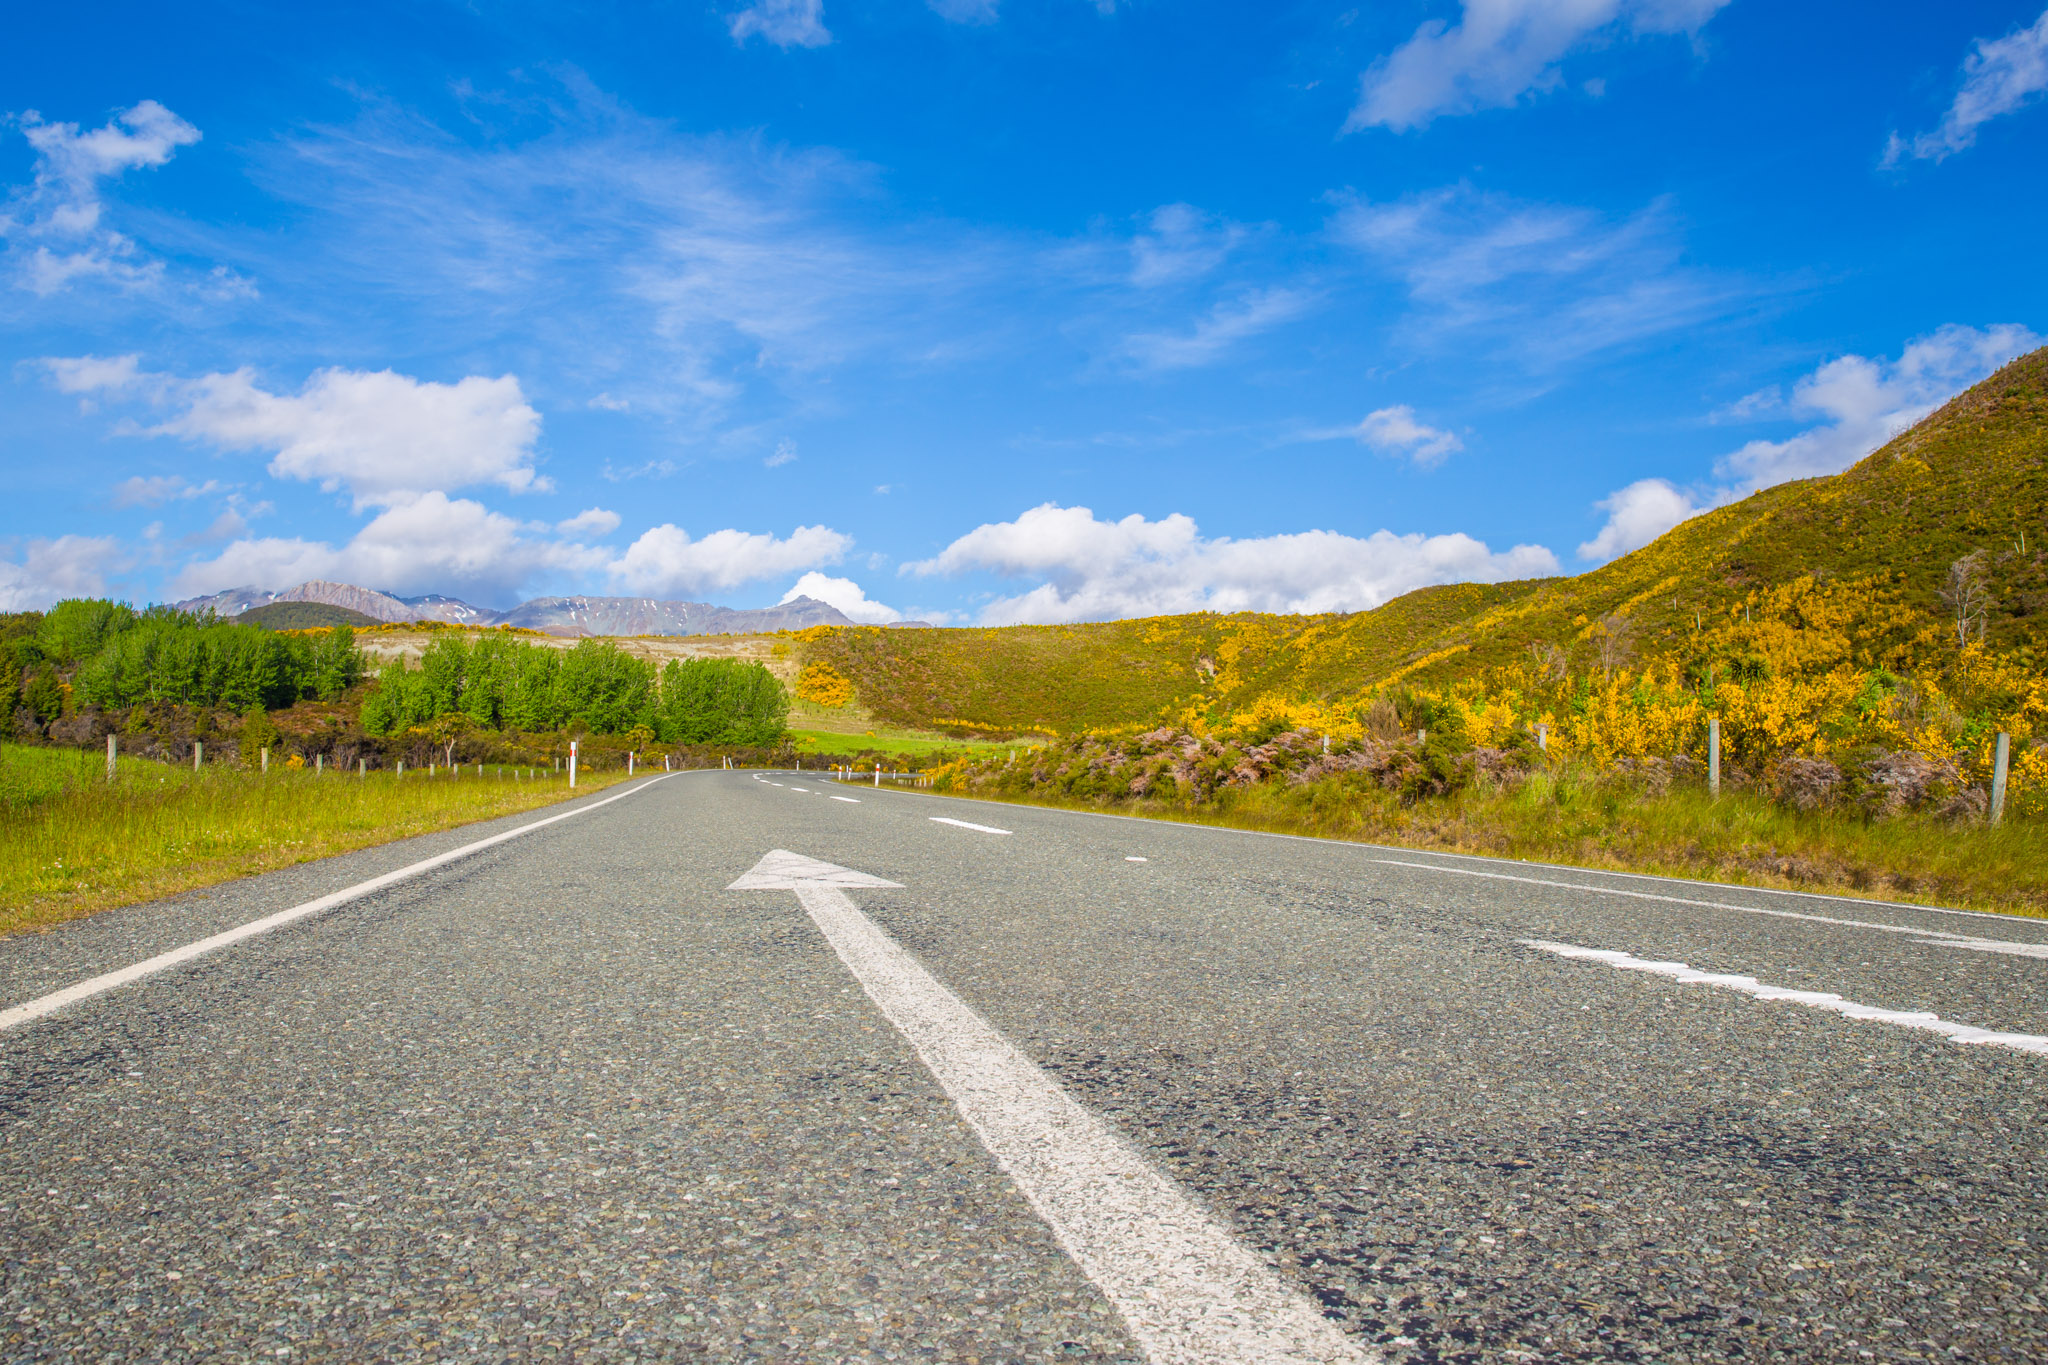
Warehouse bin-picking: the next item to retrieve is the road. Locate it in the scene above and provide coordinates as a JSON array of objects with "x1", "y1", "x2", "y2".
[{"x1": 3, "y1": 769, "x2": 2045, "y2": 1363}]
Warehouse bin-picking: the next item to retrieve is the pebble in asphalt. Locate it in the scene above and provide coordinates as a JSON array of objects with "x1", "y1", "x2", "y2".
[{"x1": 3, "y1": 769, "x2": 2045, "y2": 1363}]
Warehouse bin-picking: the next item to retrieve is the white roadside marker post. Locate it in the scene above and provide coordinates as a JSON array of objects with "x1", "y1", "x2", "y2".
[
  {"x1": 106, "y1": 733, "x2": 116, "y2": 783},
  {"x1": 874, "y1": 763, "x2": 881, "y2": 788},
  {"x1": 569, "y1": 740, "x2": 578, "y2": 789},
  {"x1": 629, "y1": 751, "x2": 635, "y2": 776},
  {"x1": 1709, "y1": 717, "x2": 1721, "y2": 798},
  {"x1": 1991, "y1": 732, "x2": 2010, "y2": 827}
]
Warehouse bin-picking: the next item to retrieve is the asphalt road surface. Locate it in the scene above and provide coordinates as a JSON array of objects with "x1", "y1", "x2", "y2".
[{"x1": 4, "y1": 770, "x2": 2046, "y2": 1363}]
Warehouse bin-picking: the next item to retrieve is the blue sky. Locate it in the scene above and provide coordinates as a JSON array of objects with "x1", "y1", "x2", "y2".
[{"x1": 3, "y1": 0, "x2": 2045, "y2": 624}]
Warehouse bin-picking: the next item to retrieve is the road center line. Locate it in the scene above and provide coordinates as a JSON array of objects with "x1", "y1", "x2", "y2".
[
  {"x1": 1376, "y1": 859, "x2": 2047, "y2": 956},
  {"x1": 792, "y1": 879, "x2": 1374, "y2": 1364},
  {"x1": 0, "y1": 775, "x2": 679, "y2": 1034},
  {"x1": 930, "y1": 817, "x2": 1011, "y2": 835},
  {"x1": 1524, "y1": 939, "x2": 2048, "y2": 1056}
]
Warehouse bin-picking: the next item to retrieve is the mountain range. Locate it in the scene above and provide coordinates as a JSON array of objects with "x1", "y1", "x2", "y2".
[{"x1": 171, "y1": 580, "x2": 901, "y2": 637}]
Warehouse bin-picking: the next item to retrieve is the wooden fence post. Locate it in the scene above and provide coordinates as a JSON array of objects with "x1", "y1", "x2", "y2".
[
  {"x1": 1708, "y1": 718, "x2": 1721, "y2": 798},
  {"x1": 194, "y1": 740, "x2": 202, "y2": 772},
  {"x1": 1991, "y1": 732, "x2": 2010, "y2": 827}
]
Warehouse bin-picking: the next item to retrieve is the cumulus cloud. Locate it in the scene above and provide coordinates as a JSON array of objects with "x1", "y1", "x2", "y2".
[
  {"x1": 1884, "y1": 8, "x2": 2048, "y2": 166},
  {"x1": 3, "y1": 99, "x2": 203, "y2": 294},
  {"x1": 48, "y1": 359, "x2": 546, "y2": 510},
  {"x1": 781, "y1": 571, "x2": 903, "y2": 623},
  {"x1": 556, "y1": 507, "x2": 622, "y2": 537},
  {"x1": 905, "y1": 503, "x2": 1558, "y2": 624},
  {"x1": 609, "y1": 523, "x2": 851, "y2": 596},
  {"x1": 1348, "y1": 0, "x2": 1731, "y2": 132},
  {"x1": 729, "y1": 0, "x2": 830, "y2": 48},
  {"x1": 0, "y1": 535, "x2": 129, "y2": 611},
  {"x1": 1577, "y1": 323, "x2": 2041, "y2": 563},
  {"x1": 1352, "y1": 405, "x2": 1464, "y2": 467},
  {"x1": 171, "y1": 493, "x2": 604, "y2": 604},
  {"x1": 1120, "y1": 288, "x2": 1315, "y2": 371},
  {"x1": 1575, "y1": 477, "x2": 1702, "y2": 562},
  {"x1": 1714, "y1": 323, "x2": 2040, "y2": 488}
]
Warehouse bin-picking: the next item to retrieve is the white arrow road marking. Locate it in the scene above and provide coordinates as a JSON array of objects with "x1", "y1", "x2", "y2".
[
  {"x1": 1525, "y1": 940, "x2": 2048, "y2": 1055},
  {"x1": 0, "y1": 775, "x2": 680, "y2": 1034},
  {"x1": 728, "y1": 850, "x2": 1373, "y2": 1365},
  {"x1": 930, "y1": 817, "x2": 1011, "y2": 835},
  {"x1": 1383, "y1": 859, "x2": 2048, "y2": 959}
]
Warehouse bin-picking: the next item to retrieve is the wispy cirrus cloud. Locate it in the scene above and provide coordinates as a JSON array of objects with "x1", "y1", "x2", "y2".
[
  {"x1": 1119, "y1": 287, "x2": 1317, "y2": 371},
  {"x1": 729, "y1": 0, "x2": 830, "y2": 49},
  {"x1": 1329, "y1": 185, "x2": 1743, "y2": 365},
  {"x1": 1347, "y1": 0, "x2": 1732, "y2": 133},
  {"x1": 1884, "y1": 7, "x2": 2048, "y2": 166}
]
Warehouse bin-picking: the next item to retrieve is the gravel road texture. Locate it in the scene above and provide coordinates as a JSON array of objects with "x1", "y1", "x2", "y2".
[{"x1": 3, "y1": 769, "x2": 2044, "y2": 1363}]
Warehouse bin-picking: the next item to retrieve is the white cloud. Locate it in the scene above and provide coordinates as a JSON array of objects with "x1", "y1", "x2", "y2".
[
  {"x1": 50, "y1": 359, "x2": 546, "y2": 510},
  {"x1": 3, "y1": 99, "x2": 202, "y2": 294},
  {"x1": 1352, "y1": 405, "x2": 1464, "y2": 467},
  {"x1": 1715, "y1": 323, "x2": 2040, "y2": 488},
  {"x1": 1120, "y1": 288, "x2": 1315, "y2": 371},
  {"x1": 1575, "y1": 477, "x2": 1702, "y2": 561},
  {"x1": 905, "y1": 503, "x2": 1558, "y2": 624},
  {"x1": 1128, "y1": 204, "x2": 1247, "y2": 288},
  {"x1": 1329, "y1": 186, "x2": 1734, "y2": 363},
  {"x1": 110, "y1": 474, "x2": 223, "y2": 507},
  {"x1": 781, "y1": 571, "x2": 903, "y2": 623},
  {"x1": 556, "y1": 507, "x2": 622, "y2": 537},
  {"x1": 609, "y1": 523, "x2": 851, "y2": 596},
  {"x1": 171, "y1": 493, "x2": 601, "y2": 603},
  {"x1": 1347, "y1": 0, "x2": 1731, "y2": 132},
  {"x1": 765, "y1": 439, "x2": 798, "y2": 468},
  {"x1": 0, "y1": 535, "x2": 128, "y2": 611},
  {"x1": 1577, "y1": 323, "x2": 2041, "y2": 563},
  {"x1": 1884, "y1": 8, "x2": 2048, "y2": 166},
  {"x1": 729, "y1": 0, "x2": 831, "y2": 48}
]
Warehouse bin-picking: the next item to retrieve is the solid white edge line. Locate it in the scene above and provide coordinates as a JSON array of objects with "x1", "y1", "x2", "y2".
[
  {"x1": 793, "y1": 881, "x2": 1374, "y2": 1365},
  {"x1": 0, "y1": 773, "x2": 681, "y2": 1034},
  {"x1": 1525, "y1": 939, "x2": 2048, "y2": 1056},
  {"x1": 853, "y1": 784, "x2": 2043, "y2": 932},
  {"x1": 1373, "y1": 859, "x2": 2048, "y2": 957},
  {"x1": 930, "y1": 816, "x2": 1012, "y2": 836}
]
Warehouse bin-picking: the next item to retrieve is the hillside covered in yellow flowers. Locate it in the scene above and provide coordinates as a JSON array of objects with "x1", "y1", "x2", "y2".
[{"x1": 798, "y1": 345, "x2": 2048, "y2": 815}]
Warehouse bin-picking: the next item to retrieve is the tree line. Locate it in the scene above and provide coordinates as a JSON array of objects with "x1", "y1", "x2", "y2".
[{"x1": 357, "y1": 635, "x2": 788, "y2": 745}]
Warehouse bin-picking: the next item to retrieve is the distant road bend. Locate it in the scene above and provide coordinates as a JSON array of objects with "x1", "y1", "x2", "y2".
[{"x1": 3, "y1": 770, "x2": 2044, "y2": 1362}]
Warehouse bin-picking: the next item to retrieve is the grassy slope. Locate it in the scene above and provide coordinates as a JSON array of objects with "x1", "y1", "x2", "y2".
[
  {"x1": 803, "y1": 346, "x2": 2048, "y2": 733},
  {"x1": 0, "y1": 744, "x2": 635, "y2": 936},
  {"x1": 234, "y1": 601, "x2": 382, "y2": 630}
]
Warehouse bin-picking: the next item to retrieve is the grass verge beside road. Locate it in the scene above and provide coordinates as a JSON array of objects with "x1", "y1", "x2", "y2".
[
  {"x1": 0, "y1": 744, "x2": 636, "y2": 937},
  {"x1": 926, "y1": 772, "x2": 2048, "y2": 921}
]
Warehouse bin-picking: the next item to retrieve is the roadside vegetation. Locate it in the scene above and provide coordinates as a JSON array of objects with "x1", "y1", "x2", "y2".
[{"x1": 0, "y1": 743, "x2": 637, "y2": 936}]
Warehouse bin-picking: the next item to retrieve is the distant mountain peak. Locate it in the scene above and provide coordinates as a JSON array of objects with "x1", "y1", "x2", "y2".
[{"x1": 170, "y1": 580, "x2": 858, "y2": 637}]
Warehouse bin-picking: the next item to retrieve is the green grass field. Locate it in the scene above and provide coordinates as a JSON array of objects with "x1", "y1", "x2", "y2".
[
  {"x1": 787, "y1": 725, "x2": 1025, "y2": 760},
  {"x1": 0, "y1": 743, "x2": 636, "y2": 937}
]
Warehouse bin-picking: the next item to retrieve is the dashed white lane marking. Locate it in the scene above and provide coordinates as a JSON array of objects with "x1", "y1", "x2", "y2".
[
  {"x1": 790, "y1": 786, "x2": 810, "y2": 792},
  {"x1": 1127, "y1": 856, "x2": 1149, "y2": 862},
  {"x1": 1380, "y1": 860, "x2": 2048, "y2": 959},
  {"x1": 759, "y1": 868, "x2": 1372, "y2": 1364},
  {"x1": 1525, "y1": 940, "x2": 2048, "y2": 1056},
  {"x1": 0, "y1": 775, "x2": 681, "y2": 1034},
  {"x1": 930, "y1": 817, "x2": 1012, "y2": 836},
  {"x1": 830, "y1": 795, "x2": 860, "y2": 804}
]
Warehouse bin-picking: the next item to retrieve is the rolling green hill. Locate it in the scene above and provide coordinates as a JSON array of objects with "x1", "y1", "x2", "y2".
[
  {"x1": 233, "y1": 602, "x2": 382, "y2": 631},
  {"x1": 802, "y1": 345, "x2": 2048, "y2": 735}
]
